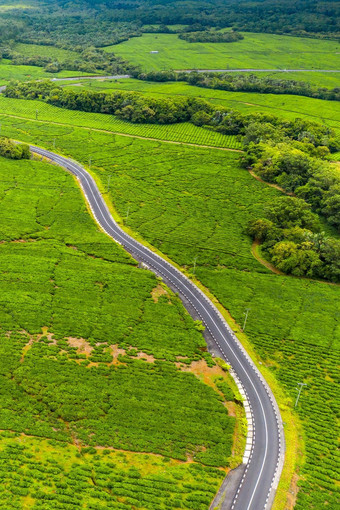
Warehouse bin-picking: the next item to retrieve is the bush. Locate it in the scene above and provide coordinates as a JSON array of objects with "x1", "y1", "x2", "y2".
[{"x1": 0, "y1": 137, "x2": 30, "y2": 160}]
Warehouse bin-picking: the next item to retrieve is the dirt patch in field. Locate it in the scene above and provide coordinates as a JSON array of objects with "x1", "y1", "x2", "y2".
[
  {"x1": 180, "y1": 358, "x2": 226, "y2": 388},
  {"x1": 136, "y1": 351, "x2": 156, "y2": 362},
  {"x1": 68, "y1": 337, "x2": 93, "y2": 356},
  {"x1": 20, "y1": 327, "x2": 56, "y2": 362},
  {"x1": 20, "y1": 337, "x2": 36, "y2": 363},
  {"x1": 110, "y1": 344, "x2": 156, "y2": 364},
  {"x1": 225, "y1": 401, "x2": 237, "y2": 417},
  {"x1": 110, "y1": 344, "x2": 127, "y2": 363},
  {"x1": 151, "y1": 283, "x2": 169, "y2": 302}
]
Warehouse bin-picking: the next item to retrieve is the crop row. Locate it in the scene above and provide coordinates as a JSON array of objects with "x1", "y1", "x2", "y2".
[{"x1": 0, "y1": 434, "x2": 225, "y2": 509}]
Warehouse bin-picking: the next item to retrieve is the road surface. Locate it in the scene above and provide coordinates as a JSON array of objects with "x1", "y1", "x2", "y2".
[{"x1": 31, "y1": 144, "x2": 285, "y2": 510}]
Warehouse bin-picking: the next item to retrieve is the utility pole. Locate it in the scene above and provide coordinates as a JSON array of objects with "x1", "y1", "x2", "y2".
[
  {"x1": 89, "y1": 157, "x2": 91, "y2": 169},
  {"x1": 126, "y1": 205, "x2": 130, "y2": 222},
  {"x1": 36, "y1": 109, "x2": 39, "y2": 120},
  {"x1": 242, "y1": 308, "x2": 251, "y2": 331},
  {"x1": 192, "y1": 256, "x2": 198, "y2": 276},
  {"x1": 295, "y1": 383, "x2": 307, "y2": 408},
  {"x1": 53, "y1": 138, "x2": 56, "y2": 149}
]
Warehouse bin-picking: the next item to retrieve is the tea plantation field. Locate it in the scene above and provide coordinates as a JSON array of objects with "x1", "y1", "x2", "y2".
[
  {"x1": 0, "y1": 95, "x2": 240, "y2": 148},
  {"x1": 0, "y1": 103, "x2": 339, "y2": 509},
  {"x1": 106, "y1": 32, "x2": 340, "y2": 71},
  {"x1": 0, "y1": 154, "x2": 239, "y2": 508},
  {"x1": 0, "y1": 61, "x2": 90, "y2": 85},
  {"x1": 0, "y1": 432, "x2": 226, "y2": 510},
  {"x1": 13, "y1": 42, "x2": 80, "y2": 62},
  {"x1": 62, "y1": 78, "x2": 340, "y2": 133},
  {"x1": 226, "y1": 70, "x2": 340, "y2": 89}
]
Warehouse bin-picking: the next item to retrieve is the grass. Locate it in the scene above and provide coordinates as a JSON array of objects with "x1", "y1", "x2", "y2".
[
  {"x1": 0, "y1": 95, "x2": 241, "y2": 148},
  {"x1": 0, "y1": 61, "x2": 92, "y2": 85},
  {"x1": 0, "y1": 153, "x2": 240, "y2": 508},
  {"x1": 61, "y1": 78, "x2": 340, "y2": 133},
  {"x1": 106, "y1": 32, "x2": 340, "y2": 71},
  {"x1": 0, "y1": 99, "x2": 339, "y2": 508}
]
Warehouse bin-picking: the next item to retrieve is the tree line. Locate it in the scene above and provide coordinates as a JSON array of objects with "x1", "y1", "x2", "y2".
[
  {"x1": 134, "y1": 71, "x2": 340, "y2": 103},
  {"x1": 4, "y1": 80, "x2": 211, "y2": 124},
  {"x1": 178, "y1": 30, "x2": 244, "y2": 43},
  {"x1": 185, "y1": 72, "x2": 340, "y2": 102}
]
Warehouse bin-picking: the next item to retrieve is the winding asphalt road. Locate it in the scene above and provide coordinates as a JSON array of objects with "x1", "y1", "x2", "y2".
[{"x1": 31, "y1": 144, "x2": 284, "y2": 510}]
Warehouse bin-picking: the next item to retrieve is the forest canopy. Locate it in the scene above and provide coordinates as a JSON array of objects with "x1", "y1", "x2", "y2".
[{"x1": 0, "y1": 0, "x2": 338, "y2": 48}]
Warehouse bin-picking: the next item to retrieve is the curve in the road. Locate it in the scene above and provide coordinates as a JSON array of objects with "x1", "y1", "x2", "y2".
[{"x1": 31, "y1": 144, "x2": 285, "y2": 510}]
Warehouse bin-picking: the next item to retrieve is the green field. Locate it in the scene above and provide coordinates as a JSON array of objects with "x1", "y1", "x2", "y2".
[
  {"x1": 61, "y1": 78, "x2": 340, "y2": 133},
  {"x1": 0, "y1": 95, "x2": 241, "y2": 148},
  {"x1": 106, "y1": 32, "x2": 340, "y2": 71},
  {"x1": 0, "y1": 109, "x2": 338, "y2": 509},
  {"x1": 230, "y1": 70, "x2": 340, "y2": 89},
  {"x1": 0, "y1": 61, "x2": 91, "y2": 85},
  {"x1": 0, "y1": 153, "x2": 239, "y2": 508},
  {"x1": 0, "y1": 432, "x2": 226, "y2": 509},
  {"x1": 13, "y1": 42, "x2": 80, "y2": 62},
  {"x1": 0, "y1": 1, "x2": 36, "y2": 11}
]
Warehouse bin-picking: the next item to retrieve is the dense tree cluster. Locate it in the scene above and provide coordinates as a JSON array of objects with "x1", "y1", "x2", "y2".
[
  {"x1": 245, "y1": 139, "x2": 340, "y2": 281},
  {"x1": 248, "y1": 196, "x2": 340, "y2": 281},
  {"x1": 178, "y1": 30, "x2": 244, "y2": 43},
  {"x1": 0, "y1": 8, "x2": 141, "y2": 49},
  {"x1": 0, "y1": 137, "x2": 29, "y2": 160},
  {"x1": 244, "y1": 140, "x2": 340, "y2": 228},
  {"x1": 243, "y1": 117, "x2": 340, "y2": 283},
  {"x1": 0, "y1": 0, "x2": 338, "y2": 51},
  {"x1": 61, "y1": 0, "x2": 340, "y2": 39}
]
